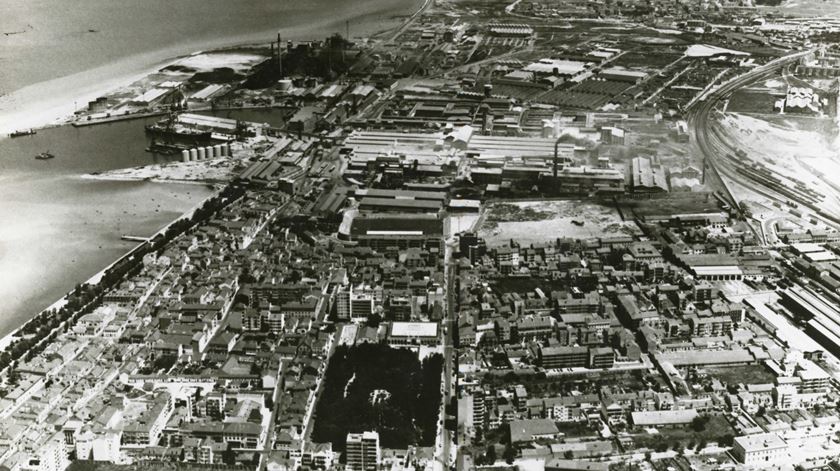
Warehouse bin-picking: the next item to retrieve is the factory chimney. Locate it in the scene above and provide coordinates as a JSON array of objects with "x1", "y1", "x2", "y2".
[{"x1": 277, "y1": 32, "x2": 283, "y2": 77}]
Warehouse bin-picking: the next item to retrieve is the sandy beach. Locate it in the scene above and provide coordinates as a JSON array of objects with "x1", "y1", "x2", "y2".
[
  {"x1": 0, "y1": 0, "x2": 423, "y2": 137},
  {"x1": 81, "y1": 158, "x2": 242, "y2": 184}
]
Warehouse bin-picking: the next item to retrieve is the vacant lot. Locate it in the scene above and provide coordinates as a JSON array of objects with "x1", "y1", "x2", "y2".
[
  {"x1": 726, "y1": 90, "x2": 780, "y2": 114},
  {"x1": 630, "y1": 415, "x2": 735, "y2": 451},
  {"x1": 703, "y1": 364, "x2": 776, "y2": 386},
  {"x1": 478, "y1": 200, "x2": 639, "y2": 245}
]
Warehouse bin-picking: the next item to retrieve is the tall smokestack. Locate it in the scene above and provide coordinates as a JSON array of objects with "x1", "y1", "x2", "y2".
[{"x1": 277, "y1": 32, "x2": 283, "y2": 77}]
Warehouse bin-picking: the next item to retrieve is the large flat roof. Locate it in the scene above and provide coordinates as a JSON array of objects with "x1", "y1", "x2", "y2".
[
  {"x1": 632, "y1": 409, "x2": 698, "y2": 426},
  {"x1": 692, "y1": 266, "x2": 744, "y2": 276},
  {"x1": 524, "y1": 59, "x2": 588, "y2": 76},
  {"x1": 355, "y1": 188, "x2": 447, "y2": 201},
  {"x1": 390, "y1": 321, "x2": 438, "y2": 337},
  {"x1": 733, "y1": 432, "x2": 786, "y2": 452},
  {"x1": 359, "y1": 197, "x2": 442, "y2": 210},
  {"x1": 658, "y1": 348, "x2": 753, "y2": 366}
]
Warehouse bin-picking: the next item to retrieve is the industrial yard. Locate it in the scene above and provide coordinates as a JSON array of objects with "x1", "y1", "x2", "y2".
[{"x1": 478, "y1": 200, "x2": 638, "y2": 244}]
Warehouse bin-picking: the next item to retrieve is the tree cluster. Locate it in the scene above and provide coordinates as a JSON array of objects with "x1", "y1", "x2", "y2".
[{"x1": 311, "y1": 343, "x2": 443, "y2": 450}]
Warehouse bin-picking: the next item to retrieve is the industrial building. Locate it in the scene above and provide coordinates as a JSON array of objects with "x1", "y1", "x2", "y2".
[
  {"x1": 347, "y1": 212, "x2": 444, "y2": 251},
  {"x1": 781, "y1": 287, "x2": 840, "y2": 359},
  {"x1": 629, "y1": 157, "x2": 669, "y2": 194}
]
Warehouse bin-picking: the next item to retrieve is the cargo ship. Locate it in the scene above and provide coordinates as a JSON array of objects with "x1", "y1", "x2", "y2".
[
  {"x1": 145, "y1": 139, "x2": 190, "y2": 156},
  {"x1": 144, "y1": 122, "x2": 212, "y2": 140},
  {"x1": 9, "y1": 129, "x2": 36, "y2": 138}
]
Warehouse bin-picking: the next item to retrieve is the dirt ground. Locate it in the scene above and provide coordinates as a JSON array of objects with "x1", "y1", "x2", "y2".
[{"x1": 478, "y1": 200, "x2": 640, "y2": 245}]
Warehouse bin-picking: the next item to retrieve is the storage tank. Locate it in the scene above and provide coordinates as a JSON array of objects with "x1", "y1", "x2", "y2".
[
  {"x1": 197, "y1": 147, "x2": 206, "y2": 160},
  {"x1": 189, "y1": 148, "x2": 198, "y2": 161},
  {"x1": 220, "y1": 143, "x2": 228, "y2": 157},
  {"x1": 205, "y1": 146, "x2": 214, "y2": 158},
  {"x1": 181, "y1": 150, "x2": 190, "y2": 162},
  {"x1": 214, "y1": 144, "x2": 222, "y2": 157}
]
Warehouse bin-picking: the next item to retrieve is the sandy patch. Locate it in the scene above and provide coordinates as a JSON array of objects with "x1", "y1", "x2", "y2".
[
  {"x1": 478, "y1": 200, "x2": 639, "y2": 245},
  {"x1": 172, "y1": 52, "x2": 267, "y2": 73},
  {"x1": 685, "y1": 44, "x2": 749, "y2": 57}
]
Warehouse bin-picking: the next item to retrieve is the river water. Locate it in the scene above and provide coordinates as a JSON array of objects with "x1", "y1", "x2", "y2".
[
  {"x1": 0, "y1": 0, "x2": 420, "y2": 96},
  {"x1": 0, "y1": 119, "x2": 215, "y2": 337},
  {"x1": 0, "y1": 0, "x2": 421, "y2": 338}
]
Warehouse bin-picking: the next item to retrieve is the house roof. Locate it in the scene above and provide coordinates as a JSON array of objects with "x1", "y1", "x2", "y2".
[
  {"x1": 631, "y1": 409, "x2": 699, "y2": 426},
  {"x1": 509, "y1": 418, "x2": 559, "y2": 443}
]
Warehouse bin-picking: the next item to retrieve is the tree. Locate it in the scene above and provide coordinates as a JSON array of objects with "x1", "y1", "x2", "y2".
[
  {"x1": 366, "y1": 313, "x2": 382, "y2": 328},
  {"x1": 485, "y1": 445, "x2": 497, "y2": 464},
  {"x1": 503, "y1": 443, "x2": 516, "y2": 464},
  {"x1": 691, "y1": 415, "x2": 710, "y2": 432}
]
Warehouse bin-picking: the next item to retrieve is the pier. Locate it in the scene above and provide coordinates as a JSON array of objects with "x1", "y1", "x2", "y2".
[{"x1": 121, "y1": 235, "x2": 150, "y2": 242}]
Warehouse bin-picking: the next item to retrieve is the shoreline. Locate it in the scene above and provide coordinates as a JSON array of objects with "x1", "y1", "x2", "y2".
[
  {"x1": 0, "y1": 184, "x2": 224, "y2": 354},
  {"x1": 0, "y1": 1, "x2": 423, "y2": 137},
  {"x1": 0, "y1": 0, "x2": 430, "y2": 355}
]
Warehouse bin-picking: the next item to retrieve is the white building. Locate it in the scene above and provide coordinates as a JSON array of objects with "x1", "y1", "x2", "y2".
[
  {"x1": 732, "y1": 432, "x2": 788, "y2": 466},
  {"x1": 387, "y1": 322, "x2": 440, "y2": 347},
  {"x1": 346, "y1": 431, "x2": 380, "y2": 471},
  {"x1": 773, "y1": 384, "x2": 799, "y2": 411}
]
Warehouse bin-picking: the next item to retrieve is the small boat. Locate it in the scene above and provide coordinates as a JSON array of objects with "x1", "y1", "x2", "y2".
[
  {"x1": 9, "y1": 129, "x2": 36, "y2": 138},
  {"x1": 35, "y1": 151, "x2": 55, "y2": 160}
]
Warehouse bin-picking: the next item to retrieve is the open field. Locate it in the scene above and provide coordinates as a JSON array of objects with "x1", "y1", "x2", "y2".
[
  {"x1": 726, "y1": 90, "x2": 781, "y2": 114},
  {"x1": 623, "y1": 193, "x2": 723, "y2": 220},
  {"x1": 629, "y1": 415, "x2": 735, "y2": 451},
  {"x1": 478, "y1": 200, "x2": 639, "y2": 245},
  {"x1": 703, "y1": 364, "x2": 776, "y2": 386}
]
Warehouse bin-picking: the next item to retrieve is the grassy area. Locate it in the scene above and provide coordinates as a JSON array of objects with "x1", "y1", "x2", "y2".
[
  {"x1": 727, "y1": 90, "x2": 780, "y2": 114},
  {"x1": 624, "y1": 192, "x2": 723, "y2": 220},
  {"x1": 490, "y1": 276, "x2": 567, "y2": 294},
  {"x1": 556, "y1": 420, "x2": 600, "y2": 438},
  {"x1": 703, "y1": 364, "x2": 776, "y2": 386},
  {"x1": 629, "y1": 415, "x2": 735, "y2": 451}
]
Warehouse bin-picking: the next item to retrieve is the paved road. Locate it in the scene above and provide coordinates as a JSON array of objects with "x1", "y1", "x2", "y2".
[{"x1": 438, "y1": 238, "x2": 458, "y2": 470}]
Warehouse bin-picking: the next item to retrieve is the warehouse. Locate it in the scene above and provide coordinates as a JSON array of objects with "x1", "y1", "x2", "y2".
[
  {"x1": 353, "y1": 188, "x2": 447, "y2": 202},
  {"x1": 358, "y1": 197, "x2": 442, "y2": 213},
  {"x1": 524, "y1": 59, "x2": 588, "y2": 79},
  {"x1": 782, "y1": 286, "x2": 840, "y2": 358},
  {"x1": 629, "y1": 157, "x2": 669, "y2": 193},
  {"x1": 348, "y1": 212, "x2": 444, "y2": 251},
  {"x1": 599, "y1": 67, "x2": 648, "y2": 83}
]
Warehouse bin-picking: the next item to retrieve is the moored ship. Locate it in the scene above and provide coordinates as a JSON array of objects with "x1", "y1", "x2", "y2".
[{"x1": 9, "y1": 129, "x2": 36, "y2": 138}]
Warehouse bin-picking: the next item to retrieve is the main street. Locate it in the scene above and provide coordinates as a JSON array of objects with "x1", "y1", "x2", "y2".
[{"x1": 436, "y1": 236, "x2": 458, "y2": 471}]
